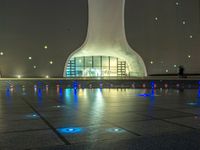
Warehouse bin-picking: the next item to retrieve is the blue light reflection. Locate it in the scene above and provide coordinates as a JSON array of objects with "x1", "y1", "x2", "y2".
[
  {"x1": 187, "y1": 83, "x2": 200, "y2": 107},
  {"x1": 57, "y1": 127, "x2": 83, "y2": 134},
  {"x1": 137, "y1": 81, "x2": 155, "y2": 97}
]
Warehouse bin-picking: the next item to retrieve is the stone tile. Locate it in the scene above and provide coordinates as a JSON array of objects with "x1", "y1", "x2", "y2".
[
  {"x1": 118, "y1": 120, "x2": 192, "y2": 136},
  {"x1": 0, "y1": 119, "x2": 49, "y2": 133},
  {"x1": 166, "y1": 116, "x2": 200, "y2": 129},
  {"x1": 0, "y1": 130, "x2": 64, "y2": 150},
  {"x1": 57, "y1": 124, "x2": 138, "y2": 144},
  {"x1": 137, "y1": 110, "x2": 193, "y2": 119}
]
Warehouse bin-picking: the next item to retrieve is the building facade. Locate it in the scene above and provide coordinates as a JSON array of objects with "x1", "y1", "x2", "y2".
[{"x1": 64, "y1": 0, "x2": 147, "y2": 77}]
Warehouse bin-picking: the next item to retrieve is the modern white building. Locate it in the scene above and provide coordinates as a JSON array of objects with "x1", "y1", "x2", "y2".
[{"x1": 64, "y1": 0, "x2": 147, "y2": 77}]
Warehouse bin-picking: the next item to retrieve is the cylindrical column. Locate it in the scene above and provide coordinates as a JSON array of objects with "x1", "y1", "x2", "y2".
[{"x1": 86, "y1": 0, "x2": 126, "y2": 47}]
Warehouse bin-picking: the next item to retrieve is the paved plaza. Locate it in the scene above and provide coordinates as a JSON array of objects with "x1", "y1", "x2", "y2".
[{"x1": 0, "y1": 80, "x2": 200, "y2": 149}]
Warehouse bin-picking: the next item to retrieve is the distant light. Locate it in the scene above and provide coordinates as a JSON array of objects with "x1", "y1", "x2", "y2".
[
  {"x1": 28, "y1": 56, "x2": 32, "y2": 60},
  {"x1": 114, "y1": 128, "x2": 120, "y2": 132},
  {"x1": 150, "y1": 61, "x2": 154, "y2": 64},
  {"x1": 33, "y1": 65, "x2": 37, "y2": 69},
  {"x1": 166, "y1": 69, "x2": 169, "y2": 73},
  {"x1": 164, "y1": 84, "x2": 168, "y2": 88},
  {"x1": 155, "y1": 17, "x2": 158, "y2": 21},
  {"x1": 25, "y1": 113, "x2": 39, "y2": 119},
  {"x1": 182, "y1": 21, "x2": 186, "y2": 25},
  {"x1": 188, "y1": 55, "x2": 191, "y2": 58},
  {"x1": 44, "y1": 45, "x2": 48, "y2": 49},
  {"x1": 49, "y1": 61, "x2": 53, "y2": 64},
  {"x1": 189, "y1": 35, "x2": 193, "y2": 39},
  {"x1": 0, "y1": 52, "x2": 4, "y2": 56},
  {"x1": 176, "y1": 2, "x2": 179, "y2": 6},
  {"x1": 187, "y1": 102, "x2": 198, "y2": 106},
  {"x1": 45, "y1": 75, "x2": 49, "y2": 78},
  {"x1": 17, "y1": 75, "x2": 21, "y2": 78},
  {"x1": 106, "y1": 128, "x2": 126, "y2": 133},
  {"x1": 174, "y1": 65, "x2": 177, "y2": 68}
]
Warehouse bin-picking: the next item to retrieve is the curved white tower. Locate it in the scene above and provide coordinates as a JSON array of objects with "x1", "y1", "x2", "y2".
[{"x1": 64, "y1": 0, "x2": 147, "y2": 77}]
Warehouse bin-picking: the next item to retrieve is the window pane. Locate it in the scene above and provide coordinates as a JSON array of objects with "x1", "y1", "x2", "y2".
[
  {"x1": 76, "y1": 67, "x2": 84, "y2": 76},
  {"x1": 110, "y1": 57, "x2": 117, "y2": 67},
  {"x1": 85, "y1": 57, "x2": 92, "y2": 67},
  {"x1": 76, "y1": 57, "x2": 84, "y2": 67},
  {"x1": 102, "y1": 56, "x2": 109, "y2": 67},
  {"x1": 93, "y1": 56, "x2": 101, "y2": 67}
]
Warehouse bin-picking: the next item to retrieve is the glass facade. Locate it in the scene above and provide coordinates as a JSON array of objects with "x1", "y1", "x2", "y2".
[{"x1": 66, "y1": 56, "x2": 129, "y2": 77}]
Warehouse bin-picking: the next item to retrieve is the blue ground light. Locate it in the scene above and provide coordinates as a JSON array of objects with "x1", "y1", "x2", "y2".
[
  {"x1": 57, "y1": 127, "x2": 83, "y2": 134},
  {"x1": 137, "y1": 93, "x2": 153, "y2": 97},
  {"x1": 137, "y1": 81, "x2": 155, "y2": 97},
  {"x1": 186, "y1": 81, "x2": 200, "y2": 107}
]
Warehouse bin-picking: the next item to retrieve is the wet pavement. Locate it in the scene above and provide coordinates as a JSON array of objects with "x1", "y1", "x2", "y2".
[{"x1": 1, "y1": 80, "x2": 200, "y2": 149}]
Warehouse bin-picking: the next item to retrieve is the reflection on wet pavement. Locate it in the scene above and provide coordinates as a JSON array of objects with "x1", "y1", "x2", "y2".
[{"x1": 1, "y1": 81, "x2": 200, "y2": 149}]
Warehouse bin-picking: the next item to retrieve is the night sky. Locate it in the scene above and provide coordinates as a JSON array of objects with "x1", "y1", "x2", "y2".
[{"x1": 0, "y1": 0, "x2": 199, "y2": 77}]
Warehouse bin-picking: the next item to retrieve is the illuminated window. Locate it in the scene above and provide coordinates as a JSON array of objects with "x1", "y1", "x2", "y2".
[{"x1": 66, "y1": 56, "x2": 129, "y2": 77}]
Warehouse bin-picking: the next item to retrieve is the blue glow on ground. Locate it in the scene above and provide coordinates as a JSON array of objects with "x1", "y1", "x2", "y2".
[
  {"x1": 137, "y1": 81, "x2": 155, "y2": 97},
  {"x1": 6, "y1": 87, "x2": 10, "y2": 97},
  {"x1": 74, "y1": 89, "x2": 78, "y2": 102},
  {"x1": 137, "y1": 93, "x2": 152, "y2": 97},
  {"x1": 57, "y1": 127, "x2": 83, "y2": 134},
  {"x1": 186, "y1": 84, "x2": 200, "y2": 107},
  {"x1": 106, "y1": 128, "x2": 126, "y2": 133},
  {"x1": 187, "y1": 83, "x2": 200, "y2": 107},
  {"x1": 73, "y1": 81, "x2": 78, "y2": 90},
  {"x1": 37, "y1": 88, "x2": 43, "y2": 105},
  {"x1": 198, "y1": 82, "x2": 200, "y2": 97},
  {"x1": 59, "y1": 87, "x2": 63, "y2": 97}
]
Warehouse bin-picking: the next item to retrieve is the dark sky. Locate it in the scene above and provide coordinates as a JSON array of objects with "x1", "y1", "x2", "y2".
[{"x1": 0, "y1": 0, "x2": 200, "y2": 77}]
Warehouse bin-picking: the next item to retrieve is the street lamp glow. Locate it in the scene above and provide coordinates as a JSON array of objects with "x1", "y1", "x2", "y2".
[
  {"x1": 17, "y1": 75, "x2": 21, "y2": 78},
  {"x1": 0, "y1": 52, "x2": 4, "y2": 56},
  {"x1": 49, "y1": 61, "x2": 53, "y2": 64}
]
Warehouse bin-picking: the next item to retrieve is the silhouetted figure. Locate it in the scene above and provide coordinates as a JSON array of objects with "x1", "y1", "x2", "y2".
[{"x1": 178, "y1": 65, "x2": 185, "y2": 78}]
